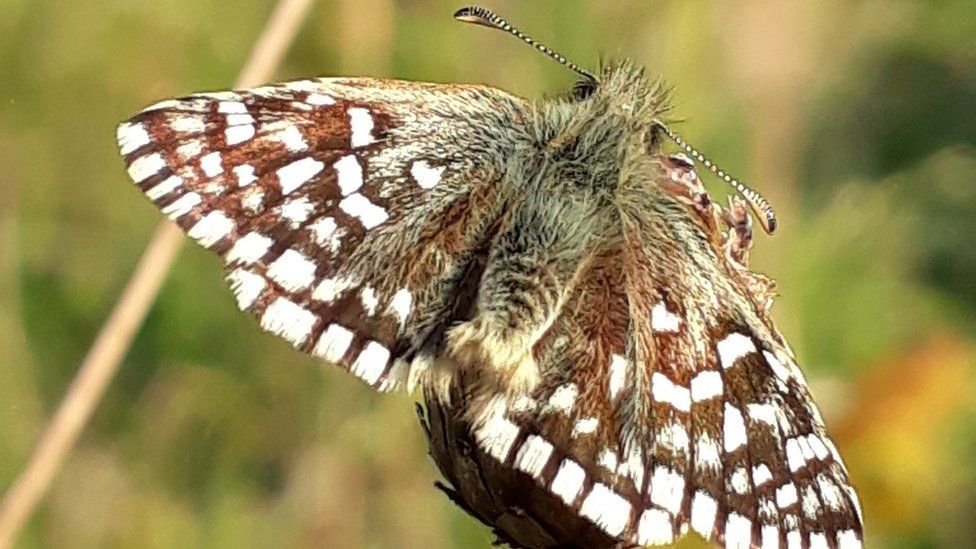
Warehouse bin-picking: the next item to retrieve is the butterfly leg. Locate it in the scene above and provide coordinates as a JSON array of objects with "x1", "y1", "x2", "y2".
[
  {"x1": 716, "y1": 195, "x2": 779, "y2": 312},
  {"x1": 719, "y1": 196, "x2": 753, "y2": 267},
  {"x1": 446, "y1": 195, "x2": 591, "y2": 397}
]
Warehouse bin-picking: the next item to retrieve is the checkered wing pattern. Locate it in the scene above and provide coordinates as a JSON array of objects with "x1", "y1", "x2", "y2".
[
  {"x1": 450, "y1": 162, "x2": 864, "y2": 548},
  {"x1": 116, "y1": 78, "x2": 526, "y2": 391}
]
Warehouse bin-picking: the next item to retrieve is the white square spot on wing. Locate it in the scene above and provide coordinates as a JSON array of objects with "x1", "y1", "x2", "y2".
[
  {"x1": 225, "y1": 232, "x2": 272, "y2": 265},
  {"x1": 146, "y1": 175, "x2": 183, "y2": 201},
  {"x1": 753, "y1": 463, "x2": 773, "y2": 488},
  {"x1": 187, "y1": 210, "x2": 234, "y2": 248},
  {"x1": 360, "y1": 286, "x2": 379, "y2": 316},
  {"x1": 717, "y1": 332, "x2": 757, "y2": 369},
  {"x1": 816, "y1": 474, "x2": 845, "y2": 511},
  {"x1": 723, "y1": 403, "x2": 747, "y2": 453},
  {"x1": 117, "y1": 122, "x2": 150, "y2": 154},
  {"x1": 313, "y1": 323, "x2": 355, "y2": 363},
  {"x1": 597, "y1": 448, "x2": 618, "y2": 471},
  {"x1": 695, "y1": 435, "x2": 722, "y2": 473},
  {"x1": 280, "y1": 196, "x2": 316, "y2": 228},
  {"x1": 285, "y1": 79, "x2": 320, "y2": 92},
  {"x1": 240, "y1": 187, "x2": 265, "y2": 214},
  {"x1": 809, "y1": 532, "x2": 830, "y2": 549},
  {"x1": 807, "y1": 434, "x2": 830, "y2": 460},
  {"x1": 690, "y1": 491, "x2": 718, "y2": 539},
  {"x1": 690, "y1": 370, "x2": 723, "y2": 402},
  {"x1": 275, "y1": 124, "x2": 308, "y2": 152},
  {"x1": 651, "y1": 372, "x2": 691, "y2": 412},
  {"x1": 277, "y1": 157, "x2": 324, "y2": 195},
  {"x1": 730, "y1": 466, "x2": 750, "y2": 495},
  {"x1": 176, "y1": 140, "x2": 203, "y2": 161},
  {"x1": 309, "y1": 216, "x2": 338, "y2": 247},
  {"x1": 651, "y1": 301, "x2": 681, "y2": 332},
  {"x1": 786, "y1": 438, "x2": 806, "y2": 472},
  {"x1": 234, "y1": 164, "x2": 258, "y2": 187},
  {"x1": 474, "y1": 414, "x2": 520, "y2": 463},
  {"x1": 836, "y1": 529, "x2": 862, "y2": 549},
  {"x1": 170, "y1": 115, "x2": 205, "y2": 134},
  {"x1": 226, "y1": 268, "x2": 266, "y2": 310},
  {"x1": 334, "y1": 154, "x2": 363, "y2": 195},
  {"x1": 725, "y1": 512, "x2": 752, "y2": 549},
  {"x1": 225, "y1": 124, "x2": 255, "y2": 146},
  {"x1": 549, "y1": 459, "x2": 585, "y2": 505},
  {"x1": 802, "y1": 485, "x2": 822, "y2": 520},
  {"x1": 388, "y1": 288, "x2": 412, "y2": 326},
  {"x1": 350, "y1": 340, "x2": 390, "y2": 385},
  {"x1": 217, "y1": 101, "x2": 248, "y2": 114},
  {"x1": 747, "y1": 403, "x2": 778, "y2": 426},
  {"x1": 267, "y1": 249, "x2": 317, "y2": 292},
  {"x1": 544, "y1": 383, "x2": 578, "y2": 415},
  {"x1": 347, "y1": 107, "x2": 375, "y2": 148},
  {"x1": 312, "y1": 275, "x2": 356, "y2": 303},
  {"x1": 762, "y1": 525, "x2": 781, "y2": 549},
  {"x1": 571, "y1": 417, "x2": 599, "y2": 437},
  {"x1": 618, "y1": 445, "x2": 645, "y2": 488},
  {"x1": 410, "y1": 160, "x2": 445, "y2": 189},
  {"x1": 650, "y1": 465, "x2": 685, "y2": 514},
  {"x1": 637, "y1": 508, "x2": 673, "y2": 545},
  {"x1": 579, "y1": 483, "x2": 631, "y2": 537},
  {"x1": 127, "y1": 153, "x2": 166, "y2": 183},
  {"x1": 226, "y1": 114, "x2": 254, "y2": 126},
  {"x1": 339, "y1": 193, "x2": 388, "y2": 229},
  {"x1": 259, "y1": 297, "x2": 316, "y2": 346},
  {"x1": 200, "y1": 152, "x2": 224, "y2": 178},
  {"x1": 764, "y1": 350, "x2": 792, "y2": 381},
  {"x1": 306, "y1": 93, "x2": 336, "y2": 105},
  {"x1": 776, "y1": 481, "x2": 799, "y2": 508},
  {"x1": 161, "y1": 192, "x2": 201, "y2": 220},
  {"x1": 513, "y1": 435, "x2": 554, "y2": 479},
  {"x1": 798, "y1": 435, "x2": 816, "y2": 461},
  {"x1": 608, "y1": 353, "x2": 628, "y2": 401},
  {"x1": 659, "y1": 420, "x2": 689, "y2": 453}
]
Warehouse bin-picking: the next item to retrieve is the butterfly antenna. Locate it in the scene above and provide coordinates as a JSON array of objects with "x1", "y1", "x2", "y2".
[
  {"x1": 454, "y1": 6, "x2": 597, "y2": 83},
  {"x1": 654, "y1": 120, "x2": 778, "y2": 234}
]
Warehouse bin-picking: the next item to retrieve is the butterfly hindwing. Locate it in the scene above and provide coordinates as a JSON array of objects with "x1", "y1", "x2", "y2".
[
  {"x1": 453, "y1": 293, "x2": 863, "y2": 547},
  {"x1": 444, "y1": 157, "x2": 864, "y2": 548},
  {"x1": 117, "y1": 78, "x2": 528, "y2": 391}
]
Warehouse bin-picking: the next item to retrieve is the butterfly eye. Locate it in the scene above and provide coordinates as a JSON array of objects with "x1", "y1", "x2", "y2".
[
  {"x1": 647, "y1": 124, "x2": 665, "y2": 148},
  {"x1": 571, "y1": 80, "x2": 597, "y2": 101}
]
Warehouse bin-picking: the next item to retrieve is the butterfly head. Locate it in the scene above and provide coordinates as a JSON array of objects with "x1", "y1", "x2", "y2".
[
  {"x1": 455, "y1": 5, "x2": 778, "y2": 234},
  {"x1": 590, "y1": 60, "x2": 669, "y2": 125}
]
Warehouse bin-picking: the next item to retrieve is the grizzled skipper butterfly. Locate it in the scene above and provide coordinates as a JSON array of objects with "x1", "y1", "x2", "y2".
[{"x1": 117, "y1": 6, "x2": 862, "y2": 548}]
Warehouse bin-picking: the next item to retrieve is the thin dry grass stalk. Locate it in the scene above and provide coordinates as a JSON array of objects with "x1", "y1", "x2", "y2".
[{"x1": 0, "y1": 0, "x2": 315, "y2": 545}]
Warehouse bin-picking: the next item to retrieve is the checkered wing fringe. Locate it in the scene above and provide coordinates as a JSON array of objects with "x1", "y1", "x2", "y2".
[
  {"x1": 424, "y1": 237, "x2": 864, "y2": 548},
  {"x1": 116, "y1": 78, "x2": 526, "y2": 391}
]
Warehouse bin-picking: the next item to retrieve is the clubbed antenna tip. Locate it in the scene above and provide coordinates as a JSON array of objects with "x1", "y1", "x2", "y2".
[
  {"x1": 453, "y1": 5, "x2": 597, "y2": 83},
  {"x1": 453, "y1": 6, "x2": 495, "y2": 27}
]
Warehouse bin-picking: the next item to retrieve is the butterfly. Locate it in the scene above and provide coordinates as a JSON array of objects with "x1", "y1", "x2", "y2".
[{"x1": 115, "y1": 5, "x2": 863, "y2": 548}]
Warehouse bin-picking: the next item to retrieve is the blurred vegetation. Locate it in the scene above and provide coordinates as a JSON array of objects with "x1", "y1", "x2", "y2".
[{"x1": 1, "y1": 0, "x2": 974, "y2": 547}]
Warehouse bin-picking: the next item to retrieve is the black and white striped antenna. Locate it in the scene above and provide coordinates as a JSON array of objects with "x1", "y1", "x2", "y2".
[{"x1": 454, "y1": 6, "x2": 597, "y2": 83}]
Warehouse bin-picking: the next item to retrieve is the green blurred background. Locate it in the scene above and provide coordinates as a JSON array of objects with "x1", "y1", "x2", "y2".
[{"x1": 1, "y1": 0, "x2": 974, "y2": 547}]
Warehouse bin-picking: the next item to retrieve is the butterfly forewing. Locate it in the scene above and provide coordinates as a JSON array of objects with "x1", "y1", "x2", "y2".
[{"x1": 117, "y1": 78, "x2": 527, "y2": 390}]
